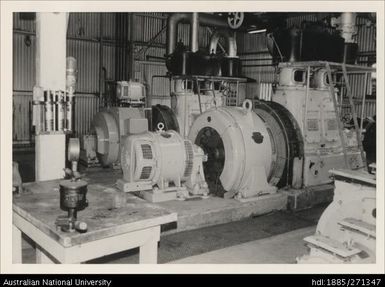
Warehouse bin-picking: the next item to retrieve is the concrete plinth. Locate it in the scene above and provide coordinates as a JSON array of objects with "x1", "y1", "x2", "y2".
[
  {"x1": 158, "y1": 192, "x2": 287, "y2": 233},
  {"x1": 284, "y1": 184, "x2": 334, "y2": 211}
]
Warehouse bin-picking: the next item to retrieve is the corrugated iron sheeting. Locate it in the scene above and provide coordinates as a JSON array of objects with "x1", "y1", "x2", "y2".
[
  {"x1": 285, "y1": 13, "x2": 327, "y2": 27},
  {"x1": 347, "y1": 73, "x2": 372, "y2": 99},
  {"x1": 73, "y1": 94, "x2": 100, "y2": 137},
  {"x1": 356, "y1": 17, "x2": 376, "y2": 52},
  {"x1": 13, "y1": 13, "x2": 35, "y2": 32},
  {"x1": 200, "y1": 27, "x2": 212, "y2": 49},
  {"x1": 137, "y1": 45, "x2": 166, "y2": 58},
  {"x1": 135, "y1": 61, "x2": 169, "y2": 99},
  {"x1": 13, "y1": 35, "x2": 105, "y2": 94},
  {"x1": 102, "y1": 44, "x2": 117, "y2": 81},
  {"x1": 341, "y1": 99, "x2": 376, "y2": 118},
  {"x1": 13, "y1": 92, "x2": 33, "y2": 143},
  {"x1": 241, "y1": 53, "x2": 276, "y2": 83},
  {"x1": 134, "y1": 14, "x2": 165, "y2": 44},
  {"x1": 13, "y1": 33, "x2": 35, "y2": 91},
  {"x1": 67, "y1": 13, "x2": 101, "y2": 39},
  {"x1": 151, "y1": 97, "x2": 171, "y2": 107},
  {"x1": 102, "y1": 13, "x2": 117, "y2": 40},
  {"x1": 237, "y1": 33, "x2": 268, "y2": 54},
  {"x1": 67, "y1": 39, "x2": 100, "y2": 93}
]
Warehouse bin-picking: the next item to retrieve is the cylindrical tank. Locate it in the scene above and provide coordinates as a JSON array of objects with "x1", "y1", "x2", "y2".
[{"x1": 66, "y1": 57, "x2": 77, "y2": 94}]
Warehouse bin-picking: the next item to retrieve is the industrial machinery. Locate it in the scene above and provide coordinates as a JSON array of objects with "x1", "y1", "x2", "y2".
[
  {"x1": 297, "y1": 167, "x2": 376, "y2": 263},
  {"x1": 85, "y1": 104, "x2": 180, "y2": 167},
  {"x1": 117, "y1": 123, "x2": 209, "y2": 202},
  {"x1": 165, "y1": 13, "x2": 242, "y2": 77},
  {"x1": 267, "y1": 13, "x2": 359, "y2": 64},
  {"x1": 115, "y1": 80, "x2": 146, "y2": 106},
  {"x1": 189, "y1": 100, "x2": 278, "y2": 200},
  {"x1": 164, "y1": 13, "x2": 248, "y2": 137},
  {"x1": 188, "y1": 63, "x2": 365, "y2": 201},
  {"x1": 272, "y1": 63, "x2": 363, "y2": 188},
  {"x1": 91, "y1": 107, "x2": 148, "y2": 167},
  {"x1": 170, "y1": 79, "x2": 227, "y2": 137},
  {"x1": 81, "y1": 74, "x2": 180, "y2": 168}
]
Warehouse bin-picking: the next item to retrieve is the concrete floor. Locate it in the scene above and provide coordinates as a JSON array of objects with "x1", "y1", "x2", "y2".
[{"x1": 169, "y1": 226, "x2": 316, "y2": 264}]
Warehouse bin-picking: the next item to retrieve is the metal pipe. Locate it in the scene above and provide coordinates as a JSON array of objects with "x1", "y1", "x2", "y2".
[
  {"x1": 209, "y1": 29, "x2": 237, "y2": 57},
  {"x1": 166, "y1": 13, "x2": 191, "y2": 55},
  {"x1": 190, "y1": 13, "x2": 199, "y2": 53},
  {"x1": 129, "y1": 13, "x2": 135, "y2": 79},
  {"x1": 166, "y1": 12, "x2": 229, "y2": 55},
  {"x1": 199, "y1": 13, "x2": 229, "y2": 29},
  {"x1": 99, "y1": 13, "x2": 104, "y2": 99},
  {"x1": 66, "y1": 57, "x2": 77, "y2": 132}
]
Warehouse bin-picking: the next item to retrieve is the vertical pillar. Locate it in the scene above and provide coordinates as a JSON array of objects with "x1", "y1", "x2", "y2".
[{"x1": 34, "y1": 13, "x2": 68, "y2": 181}]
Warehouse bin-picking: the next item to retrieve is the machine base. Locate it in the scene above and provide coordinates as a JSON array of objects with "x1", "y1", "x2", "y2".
[
  {"x1": 235, "y1": 186, "x2": 278, "y2": 203},
  {"x1": 117, "y1": 179, "x2": 189, "y2": 203},
  {"x1": 284, "y1": 184, "x2": 334, "y2": 211},
  {"x1": 160, "y1": 192, "x2": 288, "y2": 233},
  {"x1": 116, "y1": 179, "x2": 152, "y2": 193},
  {"x1": 139, "y1": 189, "x2": 179, "y2": 203},
  {"x1": 79, "y1": 153, "x2": 101, "y2": 168}
]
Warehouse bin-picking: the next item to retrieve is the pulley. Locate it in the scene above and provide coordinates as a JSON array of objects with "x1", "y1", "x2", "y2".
[{"x1": 92, "y1": 111, "x2": 119, "y2": 166}]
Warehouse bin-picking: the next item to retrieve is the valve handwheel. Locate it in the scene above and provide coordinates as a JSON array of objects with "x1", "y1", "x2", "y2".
[{"x1": 227, "y1": 12, "x2": 244, "y2": 29}]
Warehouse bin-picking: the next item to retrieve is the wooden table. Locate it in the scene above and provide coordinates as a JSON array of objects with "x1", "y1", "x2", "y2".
[{"x1": 13, "y1": 180, "x2": 177, "y2": 264}]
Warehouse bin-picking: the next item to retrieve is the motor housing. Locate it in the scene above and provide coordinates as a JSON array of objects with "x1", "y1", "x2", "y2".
[
  {"x1": 118, "y1": 125, "x2": 208, "y2": 202},
  {"x1": 189, "y1": 100, "x2": 279, "y2": 200}
]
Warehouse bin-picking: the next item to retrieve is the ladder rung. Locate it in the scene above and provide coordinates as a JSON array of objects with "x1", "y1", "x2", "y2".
[
  {"x1": 304, "y1": 235, "x2": 362, "y2": 258},
  {"x1": 339, "y1": 218, "x2": 376, "y2": 237}
]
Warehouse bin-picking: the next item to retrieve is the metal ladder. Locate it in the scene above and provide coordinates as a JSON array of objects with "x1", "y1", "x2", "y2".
[
  {"x1": 324, "y1": 62, "x2": 366, "y2": 169},
  {"x1": 194, "y1": 78, "x2": 218, "y2": 114}
]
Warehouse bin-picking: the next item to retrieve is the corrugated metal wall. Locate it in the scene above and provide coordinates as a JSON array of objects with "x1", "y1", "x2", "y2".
[
  {"x1": 13, "y1": 92, "x2": 33, "y2": 144},
  {"x1": 73, "y1": 94, "x2": 100, "y2": 137}
]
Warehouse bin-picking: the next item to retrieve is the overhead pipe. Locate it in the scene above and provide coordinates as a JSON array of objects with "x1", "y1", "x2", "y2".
[
  {"x1": 209, "y1": 29, "x2": 237, "y2": 57},
  {"x1": 166, "y1": 12, "x2": 229, "y2": 55},
  {"x1": 331, "y1": 12, "x2": 357, "y2": 43},
  {"x1": 166, "y1": 13, "x2": 190, "y2": 55},
  {"x1": 190, "y1": 13, "x2": 199, "y2": 53}
]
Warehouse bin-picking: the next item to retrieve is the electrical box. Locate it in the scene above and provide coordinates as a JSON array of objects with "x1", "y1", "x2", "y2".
[{"x1": 116, "y1": 81, "x2": 145, "y2": 104}]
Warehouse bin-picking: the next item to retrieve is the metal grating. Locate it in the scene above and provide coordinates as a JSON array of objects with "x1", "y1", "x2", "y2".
[
  {"x1": 141, "y1": 144, "x2": 153, "y2": 159},
  {"x1": 140, "y1": 166, "x2": 152, "y2": 180},
  {"x1": 183, "y1": 140, "x2": 194, "y2": 177}
]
